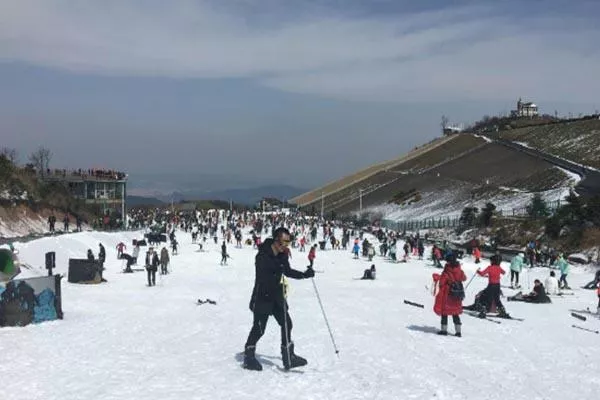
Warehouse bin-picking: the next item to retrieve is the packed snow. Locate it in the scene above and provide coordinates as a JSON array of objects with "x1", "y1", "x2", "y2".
[{"x1": 2, "y1": 229, "x2": 600, "y2": 400}]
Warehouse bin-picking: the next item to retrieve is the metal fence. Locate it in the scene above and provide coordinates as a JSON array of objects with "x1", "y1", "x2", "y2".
[{"x1": 381, "y1": 199, "x2": 562, "y2": 232}]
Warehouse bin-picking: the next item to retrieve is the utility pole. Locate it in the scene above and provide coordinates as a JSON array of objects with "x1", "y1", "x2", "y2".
[
  {"x1": 359, "y1": 189, "x2": 363, "y2": 213},
  {"x1": 320, "y1": 191, "x2": 324, "y2": 220}
]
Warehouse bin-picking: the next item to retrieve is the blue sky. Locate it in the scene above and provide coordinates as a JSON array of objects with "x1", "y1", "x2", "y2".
[{"x1": 1, "y1": 0, "x2": 599, "y2": 190}]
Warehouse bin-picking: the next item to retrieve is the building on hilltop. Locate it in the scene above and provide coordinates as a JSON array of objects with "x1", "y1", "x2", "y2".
[
  {"x1": 41, "y1": 168, "x2": 128, "y2": 227},
  {"x1": 512, "y1": 98, "x2": 538, "y2": 118}
]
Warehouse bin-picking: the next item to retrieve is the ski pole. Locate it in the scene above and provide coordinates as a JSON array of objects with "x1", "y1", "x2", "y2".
[
  {"x1": 572, "y1": 324, "x2": 599, "y2": 334},
  {"x1": 310, "y1": 277, "x2": 340, "y2": 357},
  {"x1": 464, "y1": 270, "x2": 478, "y2": 291},
  {"x1": 404, "y1": 300, "x2": 424, "y2": 308}
]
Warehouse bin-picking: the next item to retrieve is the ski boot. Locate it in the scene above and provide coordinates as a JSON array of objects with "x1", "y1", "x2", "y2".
[
  {"x1": 437, "y1": 324, "x2": 448, "y2": 335},
  {"x1": 454, "y1": 324, "x2": 462, "y2": 338},
  {"x1": 243, "y1": 346, "x2": 262, "y2": 371},
  {"x1": 281, "y1": 342, "x2": 308, "y2": 370},
  {"x1": 497, "y1": 306, "x2": 511, "y2": 319}
]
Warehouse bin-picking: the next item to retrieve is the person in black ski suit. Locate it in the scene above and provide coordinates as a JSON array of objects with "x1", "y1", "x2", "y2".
[
  {"x1": 220, "y1": 242, "x2": 228, "y2": 265},
  {"x1": 145, "y1": 247, "x2": 159, "y2": 286},
  {"x1": 98, "y1": 243, "x2": 106, "y2": 282},
  {"x1": 243, "y1": 227, "x2": 315, "y2": 371}
]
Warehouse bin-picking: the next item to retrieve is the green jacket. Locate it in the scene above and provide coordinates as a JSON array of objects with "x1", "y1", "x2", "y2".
[
  {"x1": 556, "y1": 257, "x2": 570, "y2": 275},
  {"x1": 510, "y1": 254, "x2": 524, "y2": 272}
]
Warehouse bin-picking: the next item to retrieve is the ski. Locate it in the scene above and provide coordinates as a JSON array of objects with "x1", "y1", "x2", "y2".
[
  {"x1": 572, "y1": 324, "x2": 599, "y2": 334},
  {"x1": 486, "y1": 314, "x2": 524, "y2": 322},
  {"x1": 197, "y1": 298, "x2": 217, "y2": 305},
  {"x1": 404, "y1": 300, "x2": 425, "y2": 308},
  {"x1": 464, "y1": 311, "x2": 502, "y2": 324},
  {"x1": 571, "y1": 312, "x2": 587, "y2": 321}
]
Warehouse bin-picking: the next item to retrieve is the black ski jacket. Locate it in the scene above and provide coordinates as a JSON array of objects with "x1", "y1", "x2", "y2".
[{"x1": 249, "y1": 238, "x2": 305, "y2": 314}]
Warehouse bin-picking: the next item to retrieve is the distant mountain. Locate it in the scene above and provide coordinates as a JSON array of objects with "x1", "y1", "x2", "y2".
[
  {"x1": 175, "y1": 185, "x2": 306, "y2": 205},
  {"x1": 126, "y1": 195, "x2": 165, "y2": 206}
]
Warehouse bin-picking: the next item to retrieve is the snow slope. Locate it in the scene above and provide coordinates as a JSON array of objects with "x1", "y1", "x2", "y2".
[{"x1": 2, "y1": 230, "x2": 600, "y2": 400}]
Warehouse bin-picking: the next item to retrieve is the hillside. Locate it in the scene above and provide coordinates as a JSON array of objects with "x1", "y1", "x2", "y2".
[
  {"x1": 0, "y1": 156, "x2": 94, "y2": 238},
  {"x1": 495, "y1": 118, "x2": 600, "y2": 169},
  {"x1": 292, "y1": 118, "x2": 600, "y2": 220}
]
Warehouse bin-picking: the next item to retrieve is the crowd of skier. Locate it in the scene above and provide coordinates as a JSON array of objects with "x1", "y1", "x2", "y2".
[{"x1": 80, "y1": 205, "x2": 600, "y2": 370}]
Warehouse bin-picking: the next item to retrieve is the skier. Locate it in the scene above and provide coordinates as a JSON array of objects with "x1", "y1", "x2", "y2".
[
  {"x1": 242, "y1": 227, "x2": 314, "y2": 371},
  {"x1": 98, "y1": 243, "x2": 106, "y2": 282},
  {"x1": 509, "y1": 253, "x2": 524, "y2": 289},
  {"x1": 116, "y1": 242, "x2": 126, "y2": 259},
  {"x1": 308, "y1": 244, "x2": 316, "y2": 267},
  {"x1": 507, "y1": 279, "x2": 551, "y2": 303},
  {"x1": 367, "y1": 245, "x2": 375, "y2": 261},
  {"x1": 171, "y1": 239, "x2": 178, "y2": 255},
  {"x1": 352, "y1": 241, "x2": 360, "y2": 259},
  {"x1": 160, "y1": 247, "x2": 170, "y2": 275},
  {"x1": 432, "y1": 252, "x2": 466, "y2": 337},
  {"x1": 544, "y1": 271, "x2": 559, "y2": 295},
  {"x1": 476, "y1": 255, "x2": 509, "y2": 318},
  {"x1": 48, "y1": 214, "x2": 56, "y2": 233},
  {"x1": 597, "y1": 282, "x2": 600, "y2": 314},
  {"x1": 132, "y1": 243, "x2": 140, "y2": 265},
  {"x1": 220, "y1": 242, "x2": 228, "y2": 265},
  {"x1": 87, "y1": 249, "x2": 95, "y2": 261},
  {"x1": 361, "y1": 264, "x2": 376, "y2": 280},
  {"x1": 145, "y1": 247, "x2": 159, "y2": 286},
  {"x1": 473, "y1": 247, "x2": 481, "y2": 264},
  {"x1": 556, "y1": 254, "x2": 571, "y2": 289},
  {"x1": 63, "y1": 214, "x2": 70, "y2": 232}
]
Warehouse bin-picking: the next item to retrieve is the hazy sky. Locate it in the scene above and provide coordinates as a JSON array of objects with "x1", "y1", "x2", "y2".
[{"x1": 1, "y1": 0, "x2": 599, "y2": 189}]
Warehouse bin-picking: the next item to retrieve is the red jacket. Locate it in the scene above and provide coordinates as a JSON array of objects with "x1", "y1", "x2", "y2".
[
  {"x1": 433, "y1": 263, "x2": 467, "y2": 316},
  {"x1": 477, "y1": 264, "x2": 505, "y2": 284},
  {"x1": 308, "y1": 248, "x2": 316, "y2": 261}
]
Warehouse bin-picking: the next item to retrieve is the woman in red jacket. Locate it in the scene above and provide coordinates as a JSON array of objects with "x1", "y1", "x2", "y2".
[
  {"x1": 432, "y1": 253, "x2": 467, "y2": 337},
  {"x1": 476, "y1": 255, "x2": 509, "y2": 318}
]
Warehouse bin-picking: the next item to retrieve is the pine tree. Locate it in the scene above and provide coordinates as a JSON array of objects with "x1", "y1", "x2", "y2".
[{"x1": 526, "y1": 193, "x2": 549, "y2": 219}]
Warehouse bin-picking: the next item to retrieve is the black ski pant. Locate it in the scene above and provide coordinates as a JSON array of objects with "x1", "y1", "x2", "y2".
[
  {"x1": 485, "y1": 283, "x2": 504, "y2": 311},
  {"x1": 245, "y1": 306, "x2": 293, "y2": 348},
  {"x1": 510, "y1": 270, "x2": 519, "y2": 285},
  {"x1": 441, "y1": 315, "x2": 461, "y2": 325},
  {"x1": 147, "y1": 269, "x2": 156, "y2": 286}
]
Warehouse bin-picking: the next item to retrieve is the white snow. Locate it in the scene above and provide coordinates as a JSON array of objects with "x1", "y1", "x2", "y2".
[
  {"x1": 472, "y1": 134, "x2": 492, "y2": 143},
  {"x1": 0, "y1": 212, "x2": 53, "y2": 238},
  {"x1": 2, "y1": 229, "x2": 600, "y2": 400}
]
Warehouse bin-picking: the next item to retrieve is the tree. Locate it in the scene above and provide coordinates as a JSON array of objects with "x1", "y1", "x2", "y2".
[
  {"x1": 28, "y1": 147, "x2": 53, "y2": 176},
  {"x1": 441, "y1": 115, "x2": 449, "y2": 135},
  {"x1": 526, "y1": 193, "x2": 549, "y2": 219},
  {"x1": 0, "y1": 147, "x2": 18, "y2": 165},
  {"x1": 479, "y1": 202, "x2": 496, "y2": 227},
  {"x1": 459, "y1": 206, "x2": 479, "y2": 227}
]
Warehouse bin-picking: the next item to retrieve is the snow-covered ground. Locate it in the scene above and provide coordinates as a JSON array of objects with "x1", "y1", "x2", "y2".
[
  {"x1": 0, "y1": 212, "x2": 51, "y2": 238},
  {"x1": 2, "y1": 229, "x2": 600, "y2": 400}
]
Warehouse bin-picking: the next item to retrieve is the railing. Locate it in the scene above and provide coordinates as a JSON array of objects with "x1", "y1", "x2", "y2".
[{"x1": 381, "y1": 199, "x2": 562, "y2": 231}]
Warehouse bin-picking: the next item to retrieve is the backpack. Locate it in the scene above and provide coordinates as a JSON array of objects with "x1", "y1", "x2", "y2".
[{"x1": 449, "y1": 280, "x2": 465, "y2": 300}]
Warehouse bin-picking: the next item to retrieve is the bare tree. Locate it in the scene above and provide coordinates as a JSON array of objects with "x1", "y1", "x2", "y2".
[
  {"x1": 28, "y1": 146, "x2": 53, "y2": 176},
  {"x1": 0, "y1": 147, "x2": 18, "y2": 165},
  {"x1": 441, "y1": 115, "x2": 449, "y2": 135}
]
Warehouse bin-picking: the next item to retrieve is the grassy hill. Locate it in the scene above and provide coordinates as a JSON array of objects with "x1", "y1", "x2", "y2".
[{"x1": 495, "y1": 118, "x2": 600, "y2": 169}]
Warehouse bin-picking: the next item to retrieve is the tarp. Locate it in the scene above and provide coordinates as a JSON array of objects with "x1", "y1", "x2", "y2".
[
  {"x1": 0, "y1": 274, "x2": 63, "y2": 327},
  {"x1": 68, "y1": 259, "x2": 103, "y2": 284},
  {"x1": 0, "y1": 249, "x2": 19, "y2": 282}
]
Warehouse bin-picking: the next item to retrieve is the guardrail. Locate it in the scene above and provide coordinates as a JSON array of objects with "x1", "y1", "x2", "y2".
[{"x1": 381, "y1": 200, "x2": 562, "y2": 231}]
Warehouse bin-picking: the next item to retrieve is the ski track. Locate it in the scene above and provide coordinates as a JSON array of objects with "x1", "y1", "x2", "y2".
[{"x1": 1, "y1": 230, "x2": 600, "y2": 400}]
